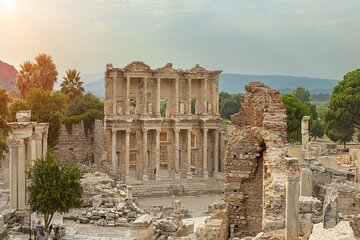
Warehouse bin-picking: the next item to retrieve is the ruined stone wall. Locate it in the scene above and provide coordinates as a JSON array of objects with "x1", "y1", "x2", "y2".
[
  {"x1": 225, "y1": 82, "x2": 288, "y2": 238},
  {"x1": 53, "y1": 119, "x2": 104, "y2": 166}
]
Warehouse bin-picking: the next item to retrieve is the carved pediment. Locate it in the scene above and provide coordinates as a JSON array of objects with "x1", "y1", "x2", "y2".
[
  {"x1": 189, "y1": 64, "x2": 208, "y2": 73},
  {"x1": 123, "y1": 61, "x2": 151, "y2": 72},
  {"x1": 155, "y1": 63, "x2": 177, "y2": 73}
]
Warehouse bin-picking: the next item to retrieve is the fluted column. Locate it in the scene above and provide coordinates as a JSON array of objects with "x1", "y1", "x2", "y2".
[
  {"x1": 187, "y1": 129, "x2": 192, "y2": 179},
  {"x1": 125, "y1": 129, "x2": 130, "y2": 181},
  {"x1": 203, "y1": 128, "x2": 208, "y2": 178},
  {"x1": 214, "y1": 129, "x2": 219, "y2": 174},
  {"x1": 285, "y1": 157, "x2": 300, "y2": 240},
  {"x1": 155, "y1": 129, "x2": 161, "y2": 181},
  {"x1": 142, "y1": 129, "x2": 148, "y2": 181},
  {"x1": 143, "y1": 77, "x2": 147, "y2": 115},
  {"x1": 174, "y1": 129, "x2": 180, "y2": 179},
  {"x1": 111, "y1": 129, "x2": 117, "y2": 175},
  {"x1": 175, "y1": 77, "x2": 179, "y2": 114},
  {"x1": 187, "y1": 78, "x2": 192, "y2": 115},
  {"x1": 156, "y1": 78, "x2": 161, "y2": 116},
  {"x1": 112, "y1": 77, "x2": 117, "y2": 114},
  {"x1": 125, "y1": 76, "x2": 130, "y2": 115}
]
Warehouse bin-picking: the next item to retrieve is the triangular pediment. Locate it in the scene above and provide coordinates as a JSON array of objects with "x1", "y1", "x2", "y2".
[
  {"x1": 123, "y1": 61, "x2": 151, "y2": 72},
  {"x1": 189, "y1": 64, "x2": 208, "y2": 72},
  {"x1": 155, "y1": 63, "x2": 177, "y2": 73}
]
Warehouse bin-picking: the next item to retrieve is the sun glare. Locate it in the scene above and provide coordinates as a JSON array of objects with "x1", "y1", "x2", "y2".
[{"x1": 1, "y1": 0, "x2": 14, "y2": 11}]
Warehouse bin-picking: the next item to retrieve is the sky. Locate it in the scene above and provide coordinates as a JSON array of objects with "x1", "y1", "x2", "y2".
[{"x1": 1, "y1": 0, "x2": 360, "y2": 80}]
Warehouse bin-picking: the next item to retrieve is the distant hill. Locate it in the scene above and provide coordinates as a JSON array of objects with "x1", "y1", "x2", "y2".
[
  {"x1": 84, "y1": 73, "x2": 339, "y2": 97},
  {"x1": 0, "y1": 60, "x2": 17, "y2": 90}
]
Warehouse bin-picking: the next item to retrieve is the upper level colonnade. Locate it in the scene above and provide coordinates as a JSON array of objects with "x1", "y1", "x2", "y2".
[{"x1": 104, "y1": 61, "x2": 222, "y2": 118}]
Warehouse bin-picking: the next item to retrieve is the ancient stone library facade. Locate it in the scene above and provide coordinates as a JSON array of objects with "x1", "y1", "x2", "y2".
[{"x1": 104, "y1": 61, "x2": 224, "y2": 181}]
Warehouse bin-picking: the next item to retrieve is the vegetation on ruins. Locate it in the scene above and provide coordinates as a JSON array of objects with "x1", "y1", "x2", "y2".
[
  {"x1": 27, "y1": 152, "x2": 83, "y2": 235},
  {"x1": 0, "y1": 88, "x2": 11, "y2": 161},
  {"x1": 63, "y1": 109, "x2": 102, "y2": 135},
  {"x1": 219, "y1": 91, "x2": 244, "y2": 120},
  {"x1": 60, "y1": 69, "x2": 85, "y2": 102},
  {"x1": 325, "y1": 69, "x2": 360, "y2": 148},
  {"x1": 281, "y1": 94, "x2": 311, "y2": 142},
  {"x1": 16, "y1": 53, "x2": 58, "y2": 98}
]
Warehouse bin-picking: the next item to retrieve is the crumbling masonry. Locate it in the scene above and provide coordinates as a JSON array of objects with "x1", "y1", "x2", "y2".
[{"x1": 225, "y1": 82, "x2": 288, "y2": 237}]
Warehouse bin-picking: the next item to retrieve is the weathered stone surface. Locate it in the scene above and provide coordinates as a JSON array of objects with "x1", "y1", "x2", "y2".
[
  {"x1": 323, "y1": 188, "x2": 339, "y2": 229},
  {"x1": 225, "y1": 82, "x2": 287, "y2": 237},
  {"x1": 309, "y1": 221, "x2": 355, "y2": 240}
]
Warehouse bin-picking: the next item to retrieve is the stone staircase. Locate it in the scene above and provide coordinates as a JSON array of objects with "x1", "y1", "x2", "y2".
[{"x1": 129, "y1": 176, "x2": 224, "y2": 198}]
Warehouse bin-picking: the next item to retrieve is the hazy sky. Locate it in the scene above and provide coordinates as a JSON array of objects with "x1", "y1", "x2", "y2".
[{"x1": 1, "y1": 0, "x2": 360, "y2": 80}]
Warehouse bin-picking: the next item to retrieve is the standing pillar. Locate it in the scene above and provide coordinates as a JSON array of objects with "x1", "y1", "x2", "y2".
[
  {"x1": 300, "y1": 168, "x2": 313, "y2": 197},
  {"x1": 17, "y1": 143, "x2": 26, "y2": 209},
  {"x1": 35, "y1": 135, "x2": 42, "y2": 159},
  {"x1": 9, "y1": 145, "x2": 18, "y2": 209},
  {"x1": 203, "y1": 128, "x2": 209, "y2": 178},
  {"x1": 31, "y1": 135, "x2": 37, "y2": 163},
  {"x1": 174, "y1": 129, "x2": 180, "y2": 179},
  {"x1": 125, "y1": 76, "x2": 130, "y2": 115},
  {"x1": 285, "y1": 157, "x2": 300, "y2": 240},
  {"x1": 142, "y1": 129, "x2": 148, "y2": 181},
  {"x1": 214, "y1": 129, "x2": 219, "y2": 174},
  {"x1": 125, "y1": 129, "x2": 130, "y2": 181},
  {"x1": 175, "y1": 77, "x2": 179, "y2": 114},
  {"x1": 219, "y1": 132, "x2": 225, "y2": 172},
  {"x1": 136, "y1": 130, "x2": 142, "y2": 180},
  {"x1": 187, "y1": 78, "x2": 192, "y2": 115},
  {"x1": 187, "y1": 129, "x2": 192, "y2": 179},
  {"x1": 42, "y1": 135, "x2": 48, "y2": 156},
  {"x1": 203, "y1": 79, "x2": 208, "y2": 115},
  {"x1": 155, "y1": 78, "x2": 161, "y2": 116},
  {"x1": 155, "y1": 129, "x2": 161, "y2": 181},
  {"x1": 301, "y1": 116, "x2": 310, "y2": 159},
  {"x1": 113, "y1": 76, "x2": 117, "y2": 114},
  {"x1": 111, "y1": 129, "x2": 117, "y2": 176},
  {"x1": 143, "y1": 77, "x2": 147, "y2": 115}
]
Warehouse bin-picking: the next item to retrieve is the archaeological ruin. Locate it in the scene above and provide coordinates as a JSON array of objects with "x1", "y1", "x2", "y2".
[{"x1": 104, "y1": 61, "x2": 225, "y2": 181}]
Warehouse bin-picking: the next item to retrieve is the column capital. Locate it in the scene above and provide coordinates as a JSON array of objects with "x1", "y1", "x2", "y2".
[
  {"x1": 125, "y1": 129, "x2": 131, "y2": 134},
  {"x1": 112, "y1": 128, "x2": 117, "y2": 134},
  {"x1": 203, "y1": 128, "x2": 209, "y2": 133},
  {"x1": 285, "y1": 157, "x2": 300, "y2": 179},
  {"x1": 174, "y1": 128, "x2": 180, "y2": 134},
  {"x1": 7, "y1": 138, "x2": 25, "y2": 147},
  {"x1": 156, "y1": 128, "x2": 161, "y2": 134},
  {"x1": 142, "y1": 128, "x2": 148, "y2": 134}
]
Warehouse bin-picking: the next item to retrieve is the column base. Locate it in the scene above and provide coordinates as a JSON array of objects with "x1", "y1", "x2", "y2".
[
  {"x1": 155, "y1": 174, "x2": 162, "y2": 181},
  {"x1": 142, "y1": 174, "x2": 149, "y2": 182},
  {"x1": 203, "y1": 171, "x2": 209, "y2": 179},
  {"x1": 174, "y1": 173, "x2": 181, "y2": 180},
  {"x1": 187, "y1": 172, "x2": 192, "y2": 179}
]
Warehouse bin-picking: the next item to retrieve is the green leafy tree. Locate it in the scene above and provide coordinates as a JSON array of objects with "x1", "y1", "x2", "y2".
[
  {"x1": 291, "y1": 86, "x2": 311, "y2": 103},
  {"x1": 310, "y1": 120, "x2": 325, "y2": 140},
  {"x1": 27, "y1": 88, "x2": 67, "y2": 147},
  {"x1": 16, "y1": 54, "x2": 58, "y2": 98},
  {"x1": 60, "y1": 69, "x2": 84, "y2": 102},
  {"x1": 8, "y1": 100, "x2": 30, "y2": 122},
  {"x1": 67, "y1": 93, "x2": 103, "y2": 116},
  {"x1": 0, "y1": 88, "x2": 11, "y2": 161},
  {"x1": 325, "y1": 109, "x2": 354, "y2": 149},
  {"x1": 219, "y1": 91, "x2": 244, "y2": 119},
  {"x1": 281, "y1": 94, "x2": 311, "y2": 142},
  {"x1": 27, "y1": 152, "x2": 83, "y2": 235}
]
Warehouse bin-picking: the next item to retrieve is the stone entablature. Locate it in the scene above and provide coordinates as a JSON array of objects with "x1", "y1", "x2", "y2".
[
  {"x1": 6, "y1": 112, "x2": 49, "y2": 210},
  {"x1": 104, "y1": 61, "x2": 223, "y2": 182}
]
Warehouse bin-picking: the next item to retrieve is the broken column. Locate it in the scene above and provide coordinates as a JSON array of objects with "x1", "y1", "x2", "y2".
[
  {"x1": 301, "y1": 116, "x2": 310, "y2": 159},
  {"x1": 126, "y1": 185, "x2": 133, "y2": 200},
  {"x1": 300, "y1": 168, "x2": 313, "y2": 197},
  {"x1": 285, "y1": 157, "x2": 300, "y2": 240},
  {"x1": 323, "y1": 188, "x2": 339, "y2": 229},
  {"x1": 0, "y1": 214, "x2": 6, "y2": 239},
  {"x1": 171, "y1": 200, "x2": 184, "y2": 221}
]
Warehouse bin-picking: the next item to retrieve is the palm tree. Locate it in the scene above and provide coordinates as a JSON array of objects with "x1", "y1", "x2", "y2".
[
  {"x1": 34, "y1": 53, "x2": 58, "y2": 91},
  {"x1": 16, "y1": 61, "x2": 36, "y2": 98},
  {"x1": 60, "y1": 69, "x2": 84, "y2": 102}
]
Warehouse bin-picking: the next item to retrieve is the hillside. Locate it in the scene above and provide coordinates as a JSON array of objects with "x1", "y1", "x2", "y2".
[
  {"x1": 0, "y1": 60, "x2": 17, "y2": 90},
  {"x1": 84, "y1": 73, "x2": 339, "y2": 97}
]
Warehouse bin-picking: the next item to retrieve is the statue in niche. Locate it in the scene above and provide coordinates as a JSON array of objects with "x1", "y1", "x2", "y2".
[{"x1": 179, "y1": 101, "x2": 185, "y2": 114}]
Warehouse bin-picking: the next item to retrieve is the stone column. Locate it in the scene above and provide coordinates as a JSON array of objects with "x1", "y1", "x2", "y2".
[
  {"x1": 42, "y1": 135, "x2": 48, "y2": 156},
  {"x1": 17, "y1": 143, "x2": 26, "y2": 209},
  {"x1": 214, "y1": 129, "x2": 219, "y2": 174},
  {"x1": 155, "y1": 129, "x2": 161, "y2": 181},
  {"x1": 143, "y1": 77, "x2": 147, "y2": 115},
  {"x1": 9, "y1": 145, "x2": 18, "y2": 209},
  {"x1": 203, "y1": 78, "x2": 208, "y2": 115},
  {"x1": 300, "y1": 168, "x2": 313, "y2": 197},
  {"x1": 203, "y1": 128, "x2": 209, "y2": 178},
  {"x1": 142, "y1": 129, "x2": 148, "y2": 181},
  {"x1": 31, "y1": 135, "x2": 37, "y2": 163},
  {"x1": 219, "y1": 132, "x2": 225, "y2": 172},
  {"x1": 187, "y1": 78, "x2": 192, "y2": 115},
  {"x1": 113, "y1": 76, "x2": 117, "y2": 114},
  {"x1": 111, "y1": 129, "x2": 117, "y2": 175},
  {"x1": 301, "y1": 116, "x2": 310, "y2": 158},
  {"x1": 175, "y1": 77, "x2": 179, "y2": 114},
  {"x1": 136, "y1": 130, "x2": 142, "y2": 180},
  {"x1": 187, "y1": 129, "x2": 192, "y2": 179},
  {"x1": 125, "y1": 129, "x2": 130, "y2": 181},
  {"x1": 285, "y1": 157, "x2": 300, "y2": 240},
  {"x1": 155, "y1": 78, "x2": 161, "y2": 116},
  {"x1": 35, "y1": 134, "x2": 42, "y2": 159},
  {"x1": 125, "y1": 76, "x2": 130, "y2": 115},
  {"x1": 174, "y1": 129, "x2": 180, "y2": 179},
  {"x1": 126, "y1": 185, "x2": 133, "y2": 200}
]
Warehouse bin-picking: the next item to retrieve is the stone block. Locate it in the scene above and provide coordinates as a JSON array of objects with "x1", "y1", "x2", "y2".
[
  {"x1": 300, "y1": 213, "x2": 313, "y2": 236},
  {"x1": 130, "y1": 214, "x2": 153, "y2": 240}
]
